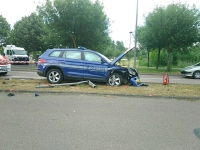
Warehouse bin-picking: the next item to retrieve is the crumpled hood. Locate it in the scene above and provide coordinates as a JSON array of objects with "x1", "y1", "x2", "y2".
[{"x1": 111, "y1": 47, "x2": 134, "y2": 65}]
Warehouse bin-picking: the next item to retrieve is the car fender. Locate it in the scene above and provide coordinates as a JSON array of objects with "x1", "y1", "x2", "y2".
[
  {"x1": 44, "y1": 64, "x2": 64, "y2": 77},
  {"x1": 107, "y1": 67, "x2": 128, "y2": 82}
]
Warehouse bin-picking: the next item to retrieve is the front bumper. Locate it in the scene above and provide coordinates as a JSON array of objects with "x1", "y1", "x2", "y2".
[
  {"x1": 180, "y1": 70, "x2": 193, "y2": 77},
  {"x1": 12, "y1": 57, "x2": 29, "y2": 61},
  {"x1": 37, "y1": 71, "x2": 45, "y2": 77},
  {"x1": 0, "y1": 64, "x2": 11, "y2": 72}
]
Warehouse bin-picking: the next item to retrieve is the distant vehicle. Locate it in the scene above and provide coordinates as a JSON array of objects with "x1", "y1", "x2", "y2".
[
  {"x1": 180, "y1": 62, "x2": 200, "y2": 79},
  {"x1": 37, "y1": 47, "x2": 140, "y2": 85},
  {"x1": 4, "y1": 45, "x2": 29, "y2": 65},
  {"x1": 0, "y1": 53, "x2": 11, "y2": 75}
]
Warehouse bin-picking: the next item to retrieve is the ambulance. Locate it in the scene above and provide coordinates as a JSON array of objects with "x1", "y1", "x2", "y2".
[{"x1": 4, "y1": 45, "x2": 29, "y2": 64}]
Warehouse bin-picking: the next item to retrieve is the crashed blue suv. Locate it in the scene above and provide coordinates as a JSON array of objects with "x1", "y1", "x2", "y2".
[{"x1": 37, "y1": 47, "x2": 139, "y2": 86}]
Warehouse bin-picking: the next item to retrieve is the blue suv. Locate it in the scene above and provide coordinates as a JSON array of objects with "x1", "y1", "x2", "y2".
[{"x1": 37, "y1": 47, "x2": 139, "y2": 86}]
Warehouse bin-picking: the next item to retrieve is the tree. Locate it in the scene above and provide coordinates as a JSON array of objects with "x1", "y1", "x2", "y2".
[
  {"x1": 0, "y1": 15, "x2": 10, "y2": 46},
  {"x1": 103, "y1": 40, "x2": 126, "y2": 58},
  {"x1": 137, "y1": 26, "x2": 153, "y2": 67},
  {"x1": 37, "y1": 0, "x2": 110, "y2": 53},
  {"x1": 137, "y1": 3, "x2": 200, "y2": 71},
  {"x1": 9, "y1": 13, "x2": 45, "y2": 56}
]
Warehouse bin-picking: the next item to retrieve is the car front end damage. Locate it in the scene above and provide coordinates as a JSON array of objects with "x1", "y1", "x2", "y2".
[
  {"x1": 107, "y1": 67, "x2": 140, "y2": 86},
  {"x1": 107, "y1": 47, "x2": 141, "y2": 86}
]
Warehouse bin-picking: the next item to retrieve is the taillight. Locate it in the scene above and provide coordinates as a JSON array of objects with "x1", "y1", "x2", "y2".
[{"x1": 38, "y1": 59, "x2": 46, "y2": 64}]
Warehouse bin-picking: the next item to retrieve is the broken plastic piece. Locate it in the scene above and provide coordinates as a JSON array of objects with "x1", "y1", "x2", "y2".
[{"x1": 7, "y1": 93, "x2": 15, "y2": 97}]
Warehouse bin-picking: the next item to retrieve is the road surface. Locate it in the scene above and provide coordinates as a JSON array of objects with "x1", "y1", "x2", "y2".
[
  {"x1": 1, "y1": 70, "x2": 200, "y2": 84},
  {"x1": 0, "y1": 93, "x2": 200, "y2": 150}
]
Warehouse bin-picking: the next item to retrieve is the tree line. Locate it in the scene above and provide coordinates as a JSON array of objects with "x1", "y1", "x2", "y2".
[
  {"x1": 0, "y1": 0, "x2": 126, "y2": 59},
  {"x1": 137, "y1": 3, "x2": 200, "y2": 71},
  {"x1": 0, "y1": 0, "x2": 199, "y2": 71}
]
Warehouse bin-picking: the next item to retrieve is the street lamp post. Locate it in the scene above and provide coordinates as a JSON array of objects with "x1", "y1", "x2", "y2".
[
  {"x1": 128, "y1": 31, "x2": 133, "y2": 67},
  {"x1": 134, "y1": 0, "x2": 138, "y2": 69},
  {"x1": 129, "y1": 31, "x2": 133, "y2": 48}
]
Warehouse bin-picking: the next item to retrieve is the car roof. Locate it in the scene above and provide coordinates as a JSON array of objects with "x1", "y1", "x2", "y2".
[{"x1": 47, "y1": 48, "x2": 95, "y2": 53}]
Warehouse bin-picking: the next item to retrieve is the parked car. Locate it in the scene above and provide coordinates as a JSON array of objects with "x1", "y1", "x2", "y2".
[
  {"x1": 37, "y1": 47, "x2": 140, "y2": 85},
  {"x1": 0, "y1": 53, "x2": 11, "y2": 75},
  {"x1": 180, "y1": 62, "x2": 200, "y2": 79}
]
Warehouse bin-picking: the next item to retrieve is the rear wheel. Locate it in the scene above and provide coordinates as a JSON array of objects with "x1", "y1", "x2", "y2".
[
  {"x1": 107, "y1": 73, "x2": 123, "y2": 86},
  {"x1": 192, "y1": 71, "x2": 200, "y2": 79},
  {"x1": 47, "y1": 69, "x2": 63, "y2": 84}
]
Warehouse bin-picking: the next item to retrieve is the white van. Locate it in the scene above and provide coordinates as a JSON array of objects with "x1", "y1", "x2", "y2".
[{"x1": 4, "y1": 45, "x2": 29, "y2": 64}]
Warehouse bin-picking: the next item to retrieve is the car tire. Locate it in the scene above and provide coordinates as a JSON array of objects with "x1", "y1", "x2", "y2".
[
  {"x1": 107, "y1": 73, "x2": 123, "y2": 86},
  {"x1": 47, "y1": 69, "x2": 63, "y2": 84},
  {"x1": 192, "y1": 71, "x2": 200, "y2": 79}
]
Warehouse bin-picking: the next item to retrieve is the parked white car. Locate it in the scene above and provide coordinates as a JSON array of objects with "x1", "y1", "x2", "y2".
[
  {"x1": 0, "y1": 53, "x2": 11, "y2": 75},
  {"x1": 180, "y1": 62, "x2": 200, "y2": 79}
]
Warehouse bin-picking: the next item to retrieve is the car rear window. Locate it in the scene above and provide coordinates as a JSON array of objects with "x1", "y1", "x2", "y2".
[{"x1": 49, "y1": 51, "x2": 62, "y2": 57}]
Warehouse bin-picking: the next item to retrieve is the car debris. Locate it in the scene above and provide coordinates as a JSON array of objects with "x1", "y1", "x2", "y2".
[
  {"x1": 35, "y1": 80, "x2": 96, "y2": 88},
  {"x1": 7, "y1": 93, "x2": 15, "y2": 96}
]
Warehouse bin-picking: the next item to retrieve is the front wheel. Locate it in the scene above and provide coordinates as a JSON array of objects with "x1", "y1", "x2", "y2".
[
  {"x1": 107, "y1": 73, "x2": 123, "y2": 86},
  {"x1": 192, "y1": 71, "x2": 200, "y2": 79},
  {"x1": 47, "y1": 69, "x2": 63, "y2": 84}
]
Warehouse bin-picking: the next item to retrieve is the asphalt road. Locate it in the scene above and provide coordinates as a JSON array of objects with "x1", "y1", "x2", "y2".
[
  {"x1": 0, "y1": 93, "x2": 200, "y2": 150},
  {"x1": 1, "y1": 64, "x2": 200, "y2": 84}
]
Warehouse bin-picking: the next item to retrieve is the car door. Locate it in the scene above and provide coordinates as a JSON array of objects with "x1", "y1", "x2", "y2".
[
  {"x1": 61, "y1": 50, "x2": 84, "y2": 79},
  {"x1": 5, "y1": 50, "x2": 12, "y2": 61},
  {"x1": 83, "y1": 51, "x2": 109, "y2": 81}
]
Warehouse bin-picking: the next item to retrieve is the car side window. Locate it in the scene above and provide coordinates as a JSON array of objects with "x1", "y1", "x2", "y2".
[
  {"x1": 84, "y1": 52, "x2": 101, "y2": 62},
  {"x1": 63, "y1": 51, "x2": 81, "y2": 60},
  {"x1": 49, "y1": 51, "x2": 62, "y2": 57}
]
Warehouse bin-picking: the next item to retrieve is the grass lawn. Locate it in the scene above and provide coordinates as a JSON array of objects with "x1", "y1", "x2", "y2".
[
  {"x1": 137, "y1": 67, "x2": 181, "y2": 75},
  {"x1": 0, "y1": 78, "x2": 199, "y2": 100}
]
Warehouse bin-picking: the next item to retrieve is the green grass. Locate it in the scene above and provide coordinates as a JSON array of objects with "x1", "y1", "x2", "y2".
[
  {"x1": 136, "y1": 67, "x2": 180, "y2": 75},
  {"x1": 117, "y1": 59, "x2": 181, "y2": 75},
  {"x1": 0, "y1": 78, "x2": 199, "y2": 100}
]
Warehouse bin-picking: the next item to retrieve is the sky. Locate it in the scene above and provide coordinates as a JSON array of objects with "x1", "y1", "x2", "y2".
[{"x1": 0, "y1": 0, "x2": 200, "y2": 48}]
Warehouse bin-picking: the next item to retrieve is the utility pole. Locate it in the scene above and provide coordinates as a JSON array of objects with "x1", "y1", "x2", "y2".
[
  {"x1": 134, "y1": 0, "x2": 138, "y2": 69},
  {"x1": 129, "y1": 31, "x2": 133, "y2": 48},
  {"x1": 128, "y1": 31, "x2": 133, "y2": 67}
]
